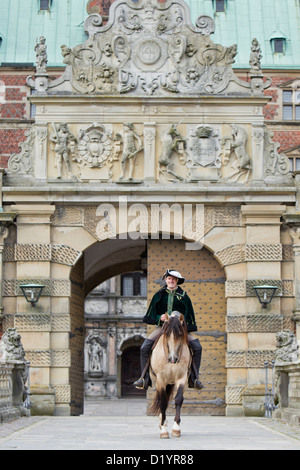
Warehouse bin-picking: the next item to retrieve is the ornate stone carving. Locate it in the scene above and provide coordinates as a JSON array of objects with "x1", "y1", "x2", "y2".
[
  {"x1": 7, "y1": 127, "x2": 36, "y2": 176},
  {"x1": 186, "y1": 125, "x2": 221, "y2": 181},
  {"x1": 264, "y1": 129, "x2": 292, "y2": 182},
  {"x1": 29, "y1": 0, "x2": 251, "y2": 97},
  {"x1": 221, "y1": 124, "x2": 251, "y2": 183},
  {"x1": 249, "y1": 38, "x2": 262, "y2": 75},
  {"x1": 117, "y1": 122, "x2": 143, "y2": 181},
  {"x1": 85, "y1": 330, "x2": 108, "y2": 377},
  {"x1": 249, "y1": 38, "x2": 272, "y2": 95},
  {"x1": 50, "y1": 123, "x2": 77, "y2": 180},
  {"x1": 76, "y1": 123, "x2": 113, "y2": 169},
  {"x1": 0, "y1": 328, "x2": 25, "y2": 362},
  {"x1": 275, "y1": 330, "x2": 300, "y2": 365},
  {"x1": 35, "y1": 36, "x2": 48, "y2": 74},
  {"x1": 158, "y1": 124, "x2": 186, "y2": 182}
]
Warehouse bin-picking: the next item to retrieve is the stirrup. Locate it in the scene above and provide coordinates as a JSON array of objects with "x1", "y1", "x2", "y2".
[
  {"x1": 194, "y1": 379, "x2": 204, "y2": 390},
  {"x1": 133, "y1": 378, "x2": 145, "y2": 390}
]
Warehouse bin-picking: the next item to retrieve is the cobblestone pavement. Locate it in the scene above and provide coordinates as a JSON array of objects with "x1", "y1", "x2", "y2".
[{"x1": 0, "y1": 399, "x2": 300, "y2": 451}]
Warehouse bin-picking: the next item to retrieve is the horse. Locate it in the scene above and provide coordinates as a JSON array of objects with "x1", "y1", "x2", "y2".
[{"x1": 149, "y1": 311, "x2": 191, "y2": 439}]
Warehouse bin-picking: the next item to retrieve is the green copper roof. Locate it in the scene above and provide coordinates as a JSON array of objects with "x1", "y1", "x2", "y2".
[
  {"x1": 1, "y1": 0, "x2": 300, "y2": 68},
  {"x1": 187, "y1": 0, "x2": 300, "y2": 69},
  {"x1": 0, "y1": 0, "x2": 87, "y2": 66}
]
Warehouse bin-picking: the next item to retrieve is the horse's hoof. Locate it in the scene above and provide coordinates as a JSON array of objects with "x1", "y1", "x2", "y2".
[
  {"x1": 172, "y1": 429, "x2": 181, "y2": 438},
  {"x1": 160, "y1": 432, "x2": 170, "y2": 439}
]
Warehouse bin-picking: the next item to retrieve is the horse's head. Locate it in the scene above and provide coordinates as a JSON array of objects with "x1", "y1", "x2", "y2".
[{"x1": 163, "y1": 311, "x2": 188, "y2": 364}]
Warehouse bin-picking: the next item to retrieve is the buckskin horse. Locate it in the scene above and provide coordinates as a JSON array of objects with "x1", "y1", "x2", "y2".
[{"x1": 149, "y1": 311, "x2": 191, "y2": 439}]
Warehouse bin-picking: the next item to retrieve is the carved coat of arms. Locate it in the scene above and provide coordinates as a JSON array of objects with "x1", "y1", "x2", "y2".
[{"x1": 187, "y1": 125, "x2": 221, "y2": 168}]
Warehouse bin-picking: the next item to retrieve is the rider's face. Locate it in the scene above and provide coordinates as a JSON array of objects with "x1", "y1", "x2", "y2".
[{"x1": 165, "y1": 275, "x2": 178, "y2": 290}]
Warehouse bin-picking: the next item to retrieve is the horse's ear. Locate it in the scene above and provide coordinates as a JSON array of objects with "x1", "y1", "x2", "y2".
[
  {"x1": 165, "y1": 313, "x2": 170, "y2": 321},
  {"x1": 179, "y1": 314, "x2": 184, "y2": 323}
]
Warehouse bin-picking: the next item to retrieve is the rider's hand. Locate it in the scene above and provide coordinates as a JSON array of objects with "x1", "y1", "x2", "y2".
[{"x1": 160, "y1": 314, "x2": 167, "y2": 322}]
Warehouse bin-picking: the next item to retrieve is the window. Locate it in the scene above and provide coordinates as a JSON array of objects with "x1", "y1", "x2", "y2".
[
  {"x1": 274, "y1": 39, "x2": 284, "y2": 54},
  {"x1": 121, "y1": 273, "x2": 147, "y2": 296},
  {"x1": 289, "y1": 156, "x2": 300, "y2": 172},
  {"x1": 269, "y1": 31, "x2": 287, "y2": 55},
  {"x1": 283, "y1": 90, "x2": 300, "y2": 121},
  {"x1": 40, "y1": 0, "x2": 51, "y2": 10},
  {"x1": 216, "y1": 0, "x2": 225, "y2": 12},
  {"x1": 212, "y1": 0, "x2": 226, "y2": 12}
]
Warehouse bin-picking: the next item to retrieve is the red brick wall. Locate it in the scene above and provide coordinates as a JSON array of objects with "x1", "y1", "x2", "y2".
[{"x1": 0, "y1": 73, "x2": 32, "y2": 168}]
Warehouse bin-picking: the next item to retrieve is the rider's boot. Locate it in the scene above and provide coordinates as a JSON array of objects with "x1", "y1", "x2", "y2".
[
  {"x1": 133, "y1": 338, "x2": 154, "y2": 390},
  {"x1": 188, "y1": 338, "x2": 204, "y2": 390}
]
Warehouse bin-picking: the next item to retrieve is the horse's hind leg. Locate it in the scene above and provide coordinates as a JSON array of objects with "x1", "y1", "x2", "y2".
[{"x1": 172, "y1": 384, "x2": 184, "y2": 437}]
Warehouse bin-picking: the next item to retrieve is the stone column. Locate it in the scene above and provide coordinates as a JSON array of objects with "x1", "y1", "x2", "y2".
[
  {"x1": 107, "y1": 323, "x2": 117, "y2": 398},
  {"x1": 285, "y1": 215, "x2": 300, "y2": 342},
  {"x1": 14, "y1": 204, "x2": 56, "y2": 415},
  {"x1": 143, "y1": 123, "x2": 156, "y2": 181},
  {"x1": 0, "y1": 195, "x2": 16, "y2": 333},
  {"x1": 0, "y1": 225, "x2": 9, "y2": 329},
  {"x1": 239, "y1": 204, "x2": 286, "y2": 414}
]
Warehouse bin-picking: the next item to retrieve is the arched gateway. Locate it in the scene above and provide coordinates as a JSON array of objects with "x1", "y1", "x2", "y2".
[{"x1": 0, "y1": 0, "x2": 297, "y2": 417}]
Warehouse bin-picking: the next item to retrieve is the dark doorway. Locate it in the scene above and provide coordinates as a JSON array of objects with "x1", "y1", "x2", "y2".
[{"x1": 121, "y1": 346, "x2": 146, "y2": 397}]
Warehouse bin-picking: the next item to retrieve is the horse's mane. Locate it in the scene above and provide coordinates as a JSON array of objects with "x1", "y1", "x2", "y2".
[{"x1": 163, "y1": 314, "x2": 188, "y2": 343}]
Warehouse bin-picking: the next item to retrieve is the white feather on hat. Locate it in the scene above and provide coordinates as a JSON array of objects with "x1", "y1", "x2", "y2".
[{"x1": 163, "y1": 269, "x2": 185, "y2": 285}]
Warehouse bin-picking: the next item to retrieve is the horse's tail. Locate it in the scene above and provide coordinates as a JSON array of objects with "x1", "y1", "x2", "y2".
[{"x1": 149, "y1": 384, "x2": 175, "y2": 416}]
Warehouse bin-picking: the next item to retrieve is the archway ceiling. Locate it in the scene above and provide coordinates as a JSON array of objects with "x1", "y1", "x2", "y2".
[{"x1": 84, "y1": 238, "x2": 146, "y2": 296}]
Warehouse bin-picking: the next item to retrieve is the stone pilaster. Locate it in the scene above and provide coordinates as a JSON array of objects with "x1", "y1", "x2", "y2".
[{"x1": 14, "y1": 204, "x2": 56, "y2": 415}]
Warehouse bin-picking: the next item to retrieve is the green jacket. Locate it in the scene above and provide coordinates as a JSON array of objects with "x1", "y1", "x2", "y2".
[{"x1": 143, "y1": 286, "x2": 197, "y2": 332}]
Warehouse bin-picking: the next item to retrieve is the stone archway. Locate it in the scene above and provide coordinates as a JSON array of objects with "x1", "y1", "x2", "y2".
[{"x1": 68, "y1": 234, "x2": 227, "y2": 415}]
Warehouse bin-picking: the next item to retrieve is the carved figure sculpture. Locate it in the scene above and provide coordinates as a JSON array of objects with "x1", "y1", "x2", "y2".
[
  {"x1": 275, "y1": 330, "x2": 300, "y2": 365},
  {"x1": 249, "y1": 38, "x2": 262, "y2": 75},
  {"x1": 159, "y1": 124, "x2": 186, "y2": 181},
  {"x1": 0, "y1": 328, "x2": 25, "y2": 362},
  {"x1": 88, "y1": 338, "x2": 103, "y2": 373},
  {"x1": 119, "y1": 123, "x2": 143, "y2": 180},
  {"x1": 50, "y1": 123, "x2": 77, "y2": 179},
  {"x1": 0, "y1": 328, "x2": 30, "y2": 414},
  {"x1": 222, "y1": 124, "x2": 251, "y2": 183},
  {"x1": 35, "y1": 36, "x2": 48, "y2": 74}
]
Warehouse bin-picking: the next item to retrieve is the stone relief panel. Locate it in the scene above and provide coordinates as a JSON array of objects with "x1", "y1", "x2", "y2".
[
  {"x1": 45, "y1": 122, "x2": 144, "y2": 182},
  {"x1": 5, "y1": 120, "x2": 293, "y2": 186}
]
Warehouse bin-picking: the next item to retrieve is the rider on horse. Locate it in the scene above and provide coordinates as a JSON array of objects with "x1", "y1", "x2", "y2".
[{"x1": 133, "y1": 269, "x2": 204, "y2": 390}]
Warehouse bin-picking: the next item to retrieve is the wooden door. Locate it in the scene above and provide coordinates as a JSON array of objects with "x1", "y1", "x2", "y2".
[{"x1": 121, "y1": 346, "x2": 146, "y2": 397}]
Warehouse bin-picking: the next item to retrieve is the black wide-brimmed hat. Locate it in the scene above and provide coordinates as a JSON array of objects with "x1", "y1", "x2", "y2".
[{"x1": 162, "y1": 269, "x2": 185, "y2": 285}]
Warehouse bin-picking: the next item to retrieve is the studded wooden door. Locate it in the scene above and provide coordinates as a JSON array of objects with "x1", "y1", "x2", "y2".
[{"x1": 147, "y1": 239, "x2": 227, "y2": 416}]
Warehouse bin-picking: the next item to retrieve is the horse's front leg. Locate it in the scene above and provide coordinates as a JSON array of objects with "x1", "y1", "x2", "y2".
[
  {"x1": 158, "y1": 386, "x2": 169, "y2": 439},
  {"x1": 172, "y1": 384, "x2": 185, "y2": 437},
  {"x1": 159, "y1": 412, "x2": 169, "y2": 439}
]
